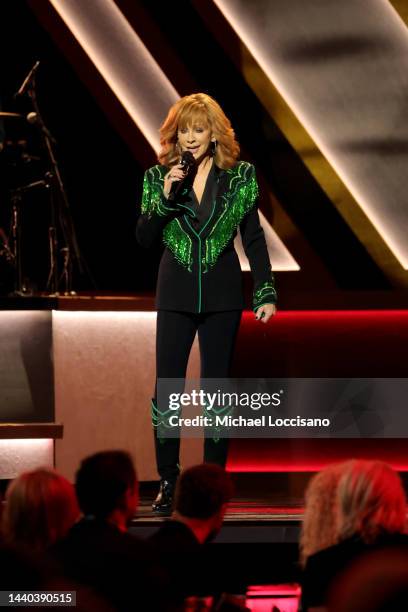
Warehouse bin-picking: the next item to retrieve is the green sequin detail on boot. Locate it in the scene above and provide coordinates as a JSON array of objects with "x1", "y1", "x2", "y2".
[
  {"x1": 203, "y1": 403, "x2": 234, "y2": 443},
  {"x1": 151, "y1": 398, "x2": 181, "y2": 443}
]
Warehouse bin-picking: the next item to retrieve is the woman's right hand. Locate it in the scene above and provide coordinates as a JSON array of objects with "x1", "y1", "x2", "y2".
[{"x1": 163, "y1": 164, "x2": 185, "y2": 199}]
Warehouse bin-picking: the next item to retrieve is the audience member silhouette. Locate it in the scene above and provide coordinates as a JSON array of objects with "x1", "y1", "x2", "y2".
[
  {"x1": 3, "y1": 468, "x2": 79, "y2": 551},
  {"x1": 299, "y1": 463, "x2": 344, "y2": 568},
  {"x1": 301, "y1": 460, "x2": 408, "y2": 611},
  {"x1": 0, "y1": 468, "x2": 106, "y2": 608},
  {"x1": 149, "y1": 463, "x2": 244, "y2": 607},
  {"x1": 328, "y1": 546, "x2": 408, "y2": 612},
  {"x1": 53, "y1": 450, "x2": 173, "y2": 611}
]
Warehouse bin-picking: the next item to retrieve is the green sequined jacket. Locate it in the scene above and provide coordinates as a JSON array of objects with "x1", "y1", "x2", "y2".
[{"x1": 136, "y1": 161, "x2": 277, "y2": 313}]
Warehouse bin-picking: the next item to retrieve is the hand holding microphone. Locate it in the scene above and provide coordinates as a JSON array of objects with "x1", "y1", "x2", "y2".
[
  {"x1": 163, "y1": 150, "x2": 196, "y2": 200},
  {"x1": 163, "y1": 164, "x2": 185, "y2": 199}
]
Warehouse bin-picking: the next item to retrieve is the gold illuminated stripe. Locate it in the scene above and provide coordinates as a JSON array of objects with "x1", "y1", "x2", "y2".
[
  {"x1": 236, "y1": 210, "x2": 300, "y2": 272},
  {"x1": 239, "y1": 46, "x2": 406, "y2": 286},
  {"x1": 388, "y1": 1, "x2": 408, "y2": 24},
  {"x1": 214, "y1": 0, "x2": 408, "y2": 283}
]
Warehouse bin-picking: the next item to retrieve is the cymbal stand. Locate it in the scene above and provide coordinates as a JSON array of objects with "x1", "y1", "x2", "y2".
[
  {"x1": 9, "y1": 179, "x2": 50, "y2": 296},
  {"x1": 45, "y1": 187, "x2": 58, "y2": 295},
  {"x1": 25, "y1": 70, "x2": 93, "y2": 295},
  {"x1": 11, "y1": 191, "x2": 24, "y2": 295}
]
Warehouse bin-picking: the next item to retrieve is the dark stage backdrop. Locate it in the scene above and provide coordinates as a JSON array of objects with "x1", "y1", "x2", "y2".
[
  {"x1": 0, "y1": 1, "x2": 393, "y2": 295},
  {"x1": 0, "y1": 1, "x2": 150, "y2": 294}
]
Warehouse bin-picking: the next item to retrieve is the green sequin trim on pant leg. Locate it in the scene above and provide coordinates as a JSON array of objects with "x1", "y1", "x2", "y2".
[
  {"x1": 151, "y1": 398, "x2": 181, "y2": 444},
  {"x1": 203, "y1": 403, "x2": 234, "y2": 444}
]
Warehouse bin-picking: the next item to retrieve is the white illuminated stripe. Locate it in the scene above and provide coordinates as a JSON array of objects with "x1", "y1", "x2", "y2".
[
  {"x1": 53, "y1": 311, "x2": 156, "y2": 322},
  {"x1": 48, "y1": 0, "x2": 297, "y2": 271},
  {"x1": 236, "y1": 210, "x2": 300, "y2": 271},
  {"x1": 0, "y1": 439, "x2": 54, "y2": 479},
  {"x1": 215, "y1": 0, "x2": 408, "y2": 270},
  {"x1": 49, "y1": 0, "x2": 178, "y2": 151}
]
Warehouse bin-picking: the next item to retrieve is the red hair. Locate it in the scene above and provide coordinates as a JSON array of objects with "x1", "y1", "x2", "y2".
[
  {"x1": 337, "y1": 460, "x2": 407, "y2": 543},
  {"x1": 158, "y1": 93, "x2": 239, "y2": 169},
  {"x1": 3, "y1": 468, "x2": 80, "y2": 551}
]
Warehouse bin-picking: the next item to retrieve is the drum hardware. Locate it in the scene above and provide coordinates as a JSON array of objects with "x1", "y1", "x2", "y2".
[
  {"x1": 0, "y1": 228, "x2": 14, "y2": 264},
  {"x1": 22, "y1": 62, "x2": 90, "y2": 294},
  {"x1": 0, "y1": 112, "x2": 23, "y2": 119},
  {"x1": 0, "y1": 62, "x2": 94, "y2": 295},
  {"x1": 9, "y1": 179, "x2": 50, "y2": 296}
]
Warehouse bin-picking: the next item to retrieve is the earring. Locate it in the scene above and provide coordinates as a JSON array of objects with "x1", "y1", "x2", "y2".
[{"x1": 210, "y1": 140, "x2": 217, "y2": 155}]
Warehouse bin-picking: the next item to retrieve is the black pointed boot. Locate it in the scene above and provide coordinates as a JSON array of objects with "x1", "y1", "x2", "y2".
[{"x1": 152, "y1": 479, "x2": 176, "y2": 516}]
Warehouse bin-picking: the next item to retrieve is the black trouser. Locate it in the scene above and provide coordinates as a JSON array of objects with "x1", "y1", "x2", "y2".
[{"x1": 154, "y1": 309, "x2": 242, "y2": 482}]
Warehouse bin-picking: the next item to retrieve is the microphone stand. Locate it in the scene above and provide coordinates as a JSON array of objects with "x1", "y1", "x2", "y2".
[
  {"x1": 11, "y1": 190, "x2": 24, "y2": 296},
  {"x1": 24, "y1": 69, "x2": 93, "y2": 295},
  {"x1": 15, "y1": 61, "x2": 40, "y2": 98},
  {"x1": 9, "y1": 179, "x2": 50, "y2": 296}
]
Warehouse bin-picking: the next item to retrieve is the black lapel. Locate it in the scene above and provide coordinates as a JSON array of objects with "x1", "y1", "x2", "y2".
[
  {"x1": 213, "y1": 164, "x2": 229, "y2": 201},
  {"x1": 197, "y1": 165, "x2": 229, "y2": 240},
  {"x1": 177, "y1": 164, "x2": 231, "y2": 238}
]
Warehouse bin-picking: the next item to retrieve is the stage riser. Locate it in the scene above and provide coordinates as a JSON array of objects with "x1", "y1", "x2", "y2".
[{"x1": 1, "y1": 307, "x2": 407, "y2": 484}]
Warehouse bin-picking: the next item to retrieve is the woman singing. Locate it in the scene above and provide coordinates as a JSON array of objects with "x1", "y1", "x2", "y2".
[{"x1": 136, "y1": 93, "x2": 277, "y2": 514}]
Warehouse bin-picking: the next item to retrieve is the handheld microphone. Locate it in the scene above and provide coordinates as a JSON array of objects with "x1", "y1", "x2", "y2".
[{"x1": 167, "y1": 150, "x2": 196, "y2": 202}]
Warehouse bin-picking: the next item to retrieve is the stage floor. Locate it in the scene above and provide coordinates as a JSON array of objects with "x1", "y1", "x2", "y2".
[
  {"x1": 136, "y1": 500, "x2": 303, "y2": 522},
  {"x1": 131, "y1": 498, "x2": 303, "y2": 546}
]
